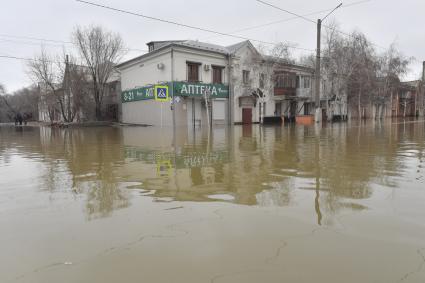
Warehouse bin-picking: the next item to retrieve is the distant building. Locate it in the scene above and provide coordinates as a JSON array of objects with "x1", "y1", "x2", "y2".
[
  {"x1": 320, "y1": 73, "x2": 348, "y2": 121},
  {"x1": 397, "y1": 80, "x2": 420, "y2": 117},
  {"x1": 38, "y1": 83, "x2": 62, "y2": 122},
  {"x1": 117, "y1": 40, "x2": 316, "y2": 126},
  {"x1": 38, "y1": 60, "x2": 121, "y2": 123}
]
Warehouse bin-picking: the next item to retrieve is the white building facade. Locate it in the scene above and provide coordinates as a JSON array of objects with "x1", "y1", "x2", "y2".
[
  {"x1": 118, "y1": 40, "x2": 317, "y2": 127},
  {"x1": 118, "y1": 40, "x2": 231, "y2": 128}
]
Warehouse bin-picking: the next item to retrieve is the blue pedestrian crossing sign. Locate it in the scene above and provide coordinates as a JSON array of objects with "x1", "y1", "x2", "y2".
[{"x1": 155, "y1": 85, "x2": 169, "y2": 102}]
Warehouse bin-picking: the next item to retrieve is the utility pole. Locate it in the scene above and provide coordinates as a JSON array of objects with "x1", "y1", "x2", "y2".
[
  {"x1": 65, "y1": 55, "x2": 71, "y2": 122},
  {"x1": 421, "y1": 61, "x2": 425, "y2": 117},
  {"x1": 314, "y1": 18, "x2": 322, "y2": 123},
  {"x1": 314, "y1": 3, "x2": 342, "y2": 123}
]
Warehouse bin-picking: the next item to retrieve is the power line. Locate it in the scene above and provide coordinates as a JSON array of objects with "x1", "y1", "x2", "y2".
[
  {"x1": 0, "y1": 54, "x2": 60, "y2": 64},
  {"x1": 0, "y1": 38, "x2": 67, "y2": 48},
  {"x1": 0, "y1": 34, "x2": 147, "y2": 53},
  {"x1": 202, "y1": 0, "x2": 371, "y2": 41},
  {"x1": 0, "y1": 54, "x2": 86, "y2": 65},
  {"x1": 0, "y1": 34, "x2": 73, "y2": 45},
  {"x1": 256, "y1": 0, "x2": 387, "y2": 50},
  {"x1": 0, "y1": 54, "x2": 40, "y2": 62},
  {"x1": 75, "y1": 0, "x2": 315, "y2": 52},
  {"x1": 0, "y1": 53, "x2": 147, "y2": 65},
  {"x1": 256, "y1": 0, "x2": 315, "y2": 23}
]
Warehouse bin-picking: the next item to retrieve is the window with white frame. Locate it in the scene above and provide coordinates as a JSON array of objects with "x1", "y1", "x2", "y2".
[{"x1": 243, "y1": 70, "x2": 250, "y2": 84}]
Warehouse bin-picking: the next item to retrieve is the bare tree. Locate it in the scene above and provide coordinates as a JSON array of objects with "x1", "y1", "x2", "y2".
[
  {"x1": 67, "y1": 60, "x2": 92, "y2": 121},
  {"x1": 0, "y1": 84, "x2": 15, "y2": 121},
  {"x1": 321, "y1": 20, "x2": 413, "y2": 120},
  {"x1": 0, "y1": 84, "x2": 39, "y2": 122},
  {"x1": 11, "y1": 87, "x2": 39, "y2": 120},
  {"x1": 298, "y1": 54, "x2": 315, "y2": 68},
  {"x1": 27, "y1": 48, "x2": 88, "y2": 123},
  {"x1": 27, "y1": 48, "x2": 65, "y2": 122},
  {"x1": 377, "y1": 43, "x2": 412, "y2": 117},
  {"x1": 321, "y1": 21, "x2": 353, "y2": 119},
  {"x1": 256, "y1": 42, "x2": 296, "y2": 121},
  {"x1": 346, "y1": 31, "x2": 378, "y2": 119},
  {"x1": 72, "y1": 25, "x2": 124, "y2": 120},
  {"x1": 322, "y1": 23, "x2": 379, "y2": 119},
  {"x1": 60, "y1": 54, "x2": 92, "y2": 122}
]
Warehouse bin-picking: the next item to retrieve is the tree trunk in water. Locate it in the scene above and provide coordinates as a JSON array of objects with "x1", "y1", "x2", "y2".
[
  {"x1": 95, "y1": 103, "x2": 102, "y2": 121},
  {"x1": 94, "y1": 86, "x2": 102, "y2": 121},
  {"x1": 358, "y1": 90, "x2": 361, "y2": 120},
  {"x1": 58, "y1": 95, "x2": 69, "y2": 123},
  {"x1": 48, "y1": 108, "x2": 55, "y2": 123},
  {"x1": 414, "y1": 91, "x2": 417, "y2": 117},
  {"x1": 395, "y1": 94, "x2": 400, "y2": 117},
  {"x1": 403, "y1": 101, "x2": 406, "y2": 117}
]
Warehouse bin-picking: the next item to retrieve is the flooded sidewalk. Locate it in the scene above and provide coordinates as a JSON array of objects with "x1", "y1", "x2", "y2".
[{"x1": 1, "y1": 120, "x2": 425, "y2": 282}]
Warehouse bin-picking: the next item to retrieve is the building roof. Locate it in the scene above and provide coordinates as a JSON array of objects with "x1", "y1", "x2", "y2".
[
  {"x1": 142, "y1": 39, "x2": 252, "y2": 55},
  {"x1": 263, "y1": 55, "x2": 314, "y2": 73},
  {"x1": 117, "y1": 39, "x2": 313, "y2": 73},
  {"x1": 401, "y1": 80, "x2": 420, "y2": 86},
  {"x1": 226, "y1": 40, "x2": 250, "y2": 53},
  {"x1": 146, "y1": 40, "x2": 185, "y2": 44},
  {"x1": 116, "y1": 40, "x2": 232, "y2": 69},
  {"x1": 179, "y1": 40, "x2": 230, "y2": 54}
]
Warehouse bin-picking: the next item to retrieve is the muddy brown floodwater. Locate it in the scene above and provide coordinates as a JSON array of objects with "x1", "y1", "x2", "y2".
[{"x1": 1, "y1": 120, "x2": 425, "y2": 283}]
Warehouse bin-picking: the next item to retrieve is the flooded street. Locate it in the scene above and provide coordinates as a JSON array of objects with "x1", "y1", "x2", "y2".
[{"x1": 1, "y1": 120, "x2": 425, "y2": 283}]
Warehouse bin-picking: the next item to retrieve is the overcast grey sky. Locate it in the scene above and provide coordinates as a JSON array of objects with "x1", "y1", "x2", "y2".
[{"x1": 1, "y1": 0, "x2": 424, "y2": 93}]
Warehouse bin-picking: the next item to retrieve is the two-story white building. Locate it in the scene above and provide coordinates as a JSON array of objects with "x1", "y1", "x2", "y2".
[
  {"x1": 117, "y1": 40, "x2": 315, "y2": 127},
  {"x1": 118, "y1": 40, "x2": 230, "y2": 128}
]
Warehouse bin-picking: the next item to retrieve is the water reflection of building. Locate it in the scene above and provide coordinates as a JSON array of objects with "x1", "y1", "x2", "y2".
[
  {"x1": 117, "y1": 121, "x2": 425, "y2": 218},
  {"x1": 2, "y1": 120, "x2": 425, "y2": 223},
  {"x1": 119, "y1": 126, "x2": 231, "y2": 202},
  {"x1": 119, "y1": 126, "x2": 294, "y2": 206}
]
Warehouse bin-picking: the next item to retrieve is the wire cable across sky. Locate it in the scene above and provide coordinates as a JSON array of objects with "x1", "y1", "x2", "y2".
[
  {"x1": 256, "y1": 0, "x2": 387, "y2": 50},
  {"x1": 201, "y1": 0, "x2": 371, "y2": 41},
  {"x1": 74, "y1": 0, "x2": 315, "y2": 52}
]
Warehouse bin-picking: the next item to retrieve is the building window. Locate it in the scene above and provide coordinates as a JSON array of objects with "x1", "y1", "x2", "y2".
[
  {"x1": 148, "y1": 44, "x2": 154, "y2": 52},
  {"x1": 259, "y1": 73, "x2": 265, "y2": 88},
  {"x1": 275, "y1": 72, "x2": 296, "y2": 88},
  {"x1": 212, "y1": 66, "x2": 223, "y2": 84},
  {"x1": 243, "y1": 70, "x2": 250, "y2": 84},
  {"x1": 303, "y1": 76, "x2": 311, "y2": 88},
  {"x1": 304, "y1": 103, "x2": 310, "y2": 115},
  {"x1": 187, "y1": 62, "x2": 200, "y2": 82}
]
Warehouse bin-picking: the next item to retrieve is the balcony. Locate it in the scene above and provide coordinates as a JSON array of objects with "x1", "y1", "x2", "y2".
[
  {"x1": 274, "y1": 87, "x2": 296, "y2": 97},
  {"x1": 296, "y1": 88, "x2": 312, "y2": 98}
]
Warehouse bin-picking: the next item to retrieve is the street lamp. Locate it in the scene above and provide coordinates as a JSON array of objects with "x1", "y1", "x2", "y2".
[{"x1": 314, "y1": 3, "x2": 343, "y2": 123}]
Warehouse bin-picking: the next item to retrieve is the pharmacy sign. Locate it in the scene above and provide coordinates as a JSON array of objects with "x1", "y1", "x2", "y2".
[{"x1": 122, "y1": 82, "x2": 229, "y2": 103}]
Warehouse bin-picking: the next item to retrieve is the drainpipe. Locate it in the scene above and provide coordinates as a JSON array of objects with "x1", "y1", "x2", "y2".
[
  {"x1": 171, "y1": 47, "x2": 176, "y2": 137},
  {"x1": 171, "y1": 47, "x2": 178, "y2": 192}
]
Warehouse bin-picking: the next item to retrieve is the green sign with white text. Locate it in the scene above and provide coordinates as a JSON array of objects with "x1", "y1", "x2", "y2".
[
  {"x1": 173, "y1": 82, "x2": 229, "y2": 98},
  {"x1": 122, "y1": 82, "x2": 228, "y2": 103},
  {"x1": 121, "y1": 85, "x2": 155, "y2": 103}
]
